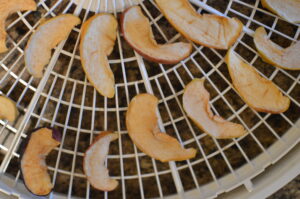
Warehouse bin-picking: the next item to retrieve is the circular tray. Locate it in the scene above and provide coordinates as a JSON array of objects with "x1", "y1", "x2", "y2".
[{"x1": 0, "y1": 0, "x2": 299, "y2": 198}]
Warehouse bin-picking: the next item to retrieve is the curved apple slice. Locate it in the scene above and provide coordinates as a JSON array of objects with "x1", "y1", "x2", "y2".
[
  {"x1": 121, "y1": 6, "x2": 192, "y2": 64},
  {"x1": 25, "y1": 14, "x2": 81, "y2": 78},
  {"x1": 155, "y1": 0, "x2": 243, "y2": 49},
  {"x1": 254, "y1": 27, "x2": 300, "y2": 70},
  {"x1": 0, "y1": 0, "x2": 36, "y2": 53},
  {"x1": 0, "y1": 96, "x2": 18, "y2": 122},
  {"x1": 261, "y1": 0, "x2": 300, "y2": 23},
  {"x1": 183, "y1": 79, "x2": 247, "y2": 139},
  {"x1": 126, "y1": 94, "x2": 196, "y2": 162},
  {"x1": 20, "y1": 127, "x2": 61, "y2": 196},
  {"x1": 84, "y1": 132, "x2": 119, "y2": 191},
  {"x1": 225, "y1": 49, "x2": 290, "y2": 113},
  {"x1": 80, "y1": 14, "x2": 117, "y2": 98}
]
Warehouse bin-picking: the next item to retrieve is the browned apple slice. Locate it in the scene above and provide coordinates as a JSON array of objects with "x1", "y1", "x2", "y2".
[
  {"x1": 0, "y1": 96, "x2": 18, "y2": 122},
  {"x1": 83, "y1": 132, "x2": 119, "y2": 191},
  {"x1": 121, "y1": 6, "x2": 192, "y2": 64},
  {"x1": 254, "y1": 27, "x2": 300, "y2": 70},
  {"x1": 225, "y1": 49, "x2": 290, "y2": 113},
  {"x1": 25, "y1": 14, "x2": 81, "y2": 78},
  {"x1": 155, "y1": 0, "x2": 243, "y2": 49},
  {"x1": 261, "y1": 0, "x2": 300, "y2": 23},
  {"x1": 80, "y1": 14, "x2": 117, "y2": 98},
  {"x1": 183, "y1": 79, "x2": 247, "y2": 139},
  {"x1": 20, "y1": 127, "x2": 61, "y2": 196},
  {"x1": 126, "y1": 94, "x2": 196, "y2": 162},
  {"x1": 0, "y1": 0, "x2": 36, "y2": 53}
]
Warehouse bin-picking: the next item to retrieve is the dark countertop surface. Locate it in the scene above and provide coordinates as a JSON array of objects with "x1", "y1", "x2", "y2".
[{"x1": 268, "y1": 175, "x2": 300, "y2": 199}]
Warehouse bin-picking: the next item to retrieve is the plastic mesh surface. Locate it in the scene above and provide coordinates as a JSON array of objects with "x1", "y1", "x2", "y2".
[{"x1": 0, "y1": 0, "x2": 299, "y2": 198}]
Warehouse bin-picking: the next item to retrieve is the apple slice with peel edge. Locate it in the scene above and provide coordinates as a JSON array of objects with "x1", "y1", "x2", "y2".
[
  {"x1": 25, "y1": 14, "x2": 81, "y2": 78},
  {"x1": 126, "y1": 94, "x2": 197, "y2": 162},
  {"x1": 0, "y1": 96, "x2": 18, "y2": 122},
  {"x1": 183, "y1": 79, "x2": 247, "y2": 139},
  {"x1": 0, "y1": 0, "x2": 36, "y2": 53},
  {"x1": 20, "y1": 127, "x2": 61, "y2": 196},
  {"x1": 80, "y1": 14, "x2": 117, "y2": 98},
  {"x1": 254, "y1": 27, "x2": 300, "y2": 70},
  {"x1": 225, "y1": 49, "x2": 290, "y2": 113},
  {"x1": 261, "y1": 0, "x2": 300, "y2": 23},
  {"x1": 84, "y1": 132, "x2": 119, "y2": 191},
  {"x1": 121, "y1": 6, "x2": 192, "y2": 64},
  {"x1": 155, "y1": 0, "x2": 243, "y2": 49}
]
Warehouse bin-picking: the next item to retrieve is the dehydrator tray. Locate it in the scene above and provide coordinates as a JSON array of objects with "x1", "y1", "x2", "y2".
[{"x1": 0, "y1": 0, "x2": 299, "y2": 198}]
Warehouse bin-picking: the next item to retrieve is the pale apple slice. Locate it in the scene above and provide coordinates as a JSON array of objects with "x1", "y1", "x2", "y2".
[
  {"x1": 121, "y1": 6, "x2": 192, "y2": 64},
  {"x1": 254, "y1": 27, "x2": 300, "y2": 70},
  {"x1": 154, "y1": 0, "x2": 243, "y2": 49},
  {"x1": 25, "y1": 14, "x2": 81, "y2": 78},
  {"x1": 0, "y1": 96, "x2": 18, "y2": 122},
  {"x1": 0, "y1": 0, "x2": 36, "y2": 53},
  {"x1": 183, "y1": 79, "x2": 247, "y2": 139},
  {"x1": 80, "y1": 14, "x2": 117, "y2": 98},
  {"x1": 261, "y1": 0, "x2": 300, "y2": 23},
  {"x1": 84, "y1": 132, "x2": 119, "y2": 191},
  {"x1": 126, "y1": 94, "x2": 196, "y2": 162},
  {"x1": 20, "y1": 127, "x2": 61, "y2": 196},
  {"x1": 225, "y1": 49, "x2": 290, "y2": 113}
]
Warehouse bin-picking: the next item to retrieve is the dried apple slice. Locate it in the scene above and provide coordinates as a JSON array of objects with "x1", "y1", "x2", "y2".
[
  {"x1": 84, "y1": 132, "x2": 119, "y2": 191},
  {"x1": 183, "y1": 79, "x2": 247, "y2": 139},
  {"x1": 225, "y1": 49, "x2": 290, "y2": 113},
  {"x1": 20, "y1": 127, "x2": 61, "y2": 196},
  {"x1": 155, "y1": 0, "x2": 243, "y2": 49},
  {"x1": 126, "y1": 94, "x2": 196, "y2": 162},
  {"x1": 25, "y1": 14, "x2": 81, "y2": 78},
  {"x1": 121, "y1": 6, "x2": 192, "y2": 64},
  {"x1": 80, "y1": 14, "x2": 117, "y2": 98},
  {"x1": 254, "y1": 27, "x2": 300, "y2": 70},
  {"x1": 0, "y1": 0, "x2": 36, "y2": 53},
  {"x1": 0, "y1": 96, "x2": 18, "y2": 122},
  {"x1": 261, "y1": 0, "x2": 300, "y2": 23}
]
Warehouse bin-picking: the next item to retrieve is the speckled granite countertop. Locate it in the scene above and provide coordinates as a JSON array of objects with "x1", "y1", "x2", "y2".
[{"x1": 269, "y1": 175, "x2": 300, "y2": 199}]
